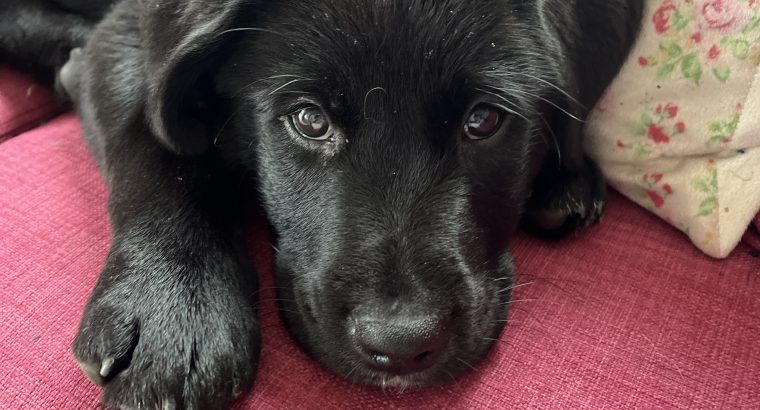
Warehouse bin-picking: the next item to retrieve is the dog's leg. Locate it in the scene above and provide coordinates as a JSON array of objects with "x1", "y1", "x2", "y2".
[
  {"x1": 72, "y1": 126, "x2": 261, "y2": 409},
  {"x1": 0, "y1": 0, "x2": 94, "y2": 93}
]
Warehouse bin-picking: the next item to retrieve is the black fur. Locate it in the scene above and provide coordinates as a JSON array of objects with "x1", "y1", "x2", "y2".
[{"x1": 0, "y1": 1, "x2": 643, "y2": 408}]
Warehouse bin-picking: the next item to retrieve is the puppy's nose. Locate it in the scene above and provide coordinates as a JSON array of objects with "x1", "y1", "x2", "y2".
[{"x1": 352, "y1": 313, "x2": 448, "y2": 374}]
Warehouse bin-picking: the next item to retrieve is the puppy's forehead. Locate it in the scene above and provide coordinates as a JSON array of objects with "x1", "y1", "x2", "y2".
[{"x1": 255, "y1": 0, "x2": 514, "y2": 101}]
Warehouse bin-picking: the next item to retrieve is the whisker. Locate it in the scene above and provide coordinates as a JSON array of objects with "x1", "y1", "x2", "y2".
[
  {"x1": 516, "y1": 71, "x2": 586, "y2": 110},
  {"x1": 455, "y1": 357, "x2": 478, "y2": 372},
  {"x1": 499, "y1": 298, "x2": 537, "y2": 305},
  {"x1": 505, "y1": 86, "x2": 584, "y2": 123},
  {"x1": 232, "y1": 75, "x2": 315, "y2": 101},
  {"x1": 218, "y1": 27, "x2": 286, "y2": 37},
  {"x1": 478, "y1": 84, "x2": 571, "y2": 166},
  {"x1": 539, "y1": 115, "x2": 563, "y2": 167},
  {"x1": 498, "y1": 281, "x2": 535, "y2": 294},
  {"x1": 268, "y1": 79, "x2": 313, "y2": 96},
  {"x1": 473, "y1": 88, "x2": 532, "y2": 123},
  {"x1": 213, "y1": 105, "x2": 245, "y2": 146},
  {"x1": 265, "y1": 74, "x2": 313, "y2": 80},
  {"x1": 343, "y1": 363, "x2": 362, "y2": 380},
  {"x1": 268, "y1": 90, "x2": 313, "y2": 96},
  {"x1": 492, "y1": 319, "x2": 521, "y2": 324},
  {"x1": 363, "y1": 86, "x2": 387, "y2": 121}
]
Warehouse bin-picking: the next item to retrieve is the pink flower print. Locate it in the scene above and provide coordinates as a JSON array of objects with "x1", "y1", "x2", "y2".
[
  {"x1": 638, "y1": 57, "x2": 650, "y2": 67},
  {"x1": 708, "y1": 44, "x2": 721, "y2": 60},
  {"x1": 698, "y1": 0, "x2": 751, "y2": 34},
  {"x1": 632, "y1": 103, "x2": 685, "y2": 157},
  {"x1": 643, "y1": 174, "x2": 674, "y2": 210},
  {"x1": 648, "y1": 124, "x2": 671, "y2": 144},
  {"x1": 653, "y1": 1, "x2": 677, "y2": 34},
  {"x1": 664, "y1": 104, "x2": 678, "y2": 119},
  {"x1": 691, "y1": 33, "x2": 703, "y2": 43},
  {"x1": 647, "y1": 190, "x2": 666, "y2": 208}
]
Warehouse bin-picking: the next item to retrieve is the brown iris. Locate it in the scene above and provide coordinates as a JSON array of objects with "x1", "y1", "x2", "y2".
[
  {"x1": 292, "y1": 106, "x2": 330, "y2": 140},
  {"x1": 464, "y1": 104, "x2": 504, "y2": 140}
]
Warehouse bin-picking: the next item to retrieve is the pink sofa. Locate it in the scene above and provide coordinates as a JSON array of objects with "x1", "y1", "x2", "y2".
[{"x1": 1, "y1": 66, "x2": 759, "y2": 409}]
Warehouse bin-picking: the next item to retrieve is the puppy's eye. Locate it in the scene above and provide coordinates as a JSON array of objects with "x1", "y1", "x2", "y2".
[
  {"x1": 291, "y1": 106, "x2": 330, "y2": 140},
  {"x1": 464, "y1": 104, "x2": 504, "y2": 140}
]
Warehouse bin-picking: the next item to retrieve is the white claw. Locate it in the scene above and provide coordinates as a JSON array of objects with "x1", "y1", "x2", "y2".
[{"x1": 100, "y1": 357, "x2": 115, "y2": 378}]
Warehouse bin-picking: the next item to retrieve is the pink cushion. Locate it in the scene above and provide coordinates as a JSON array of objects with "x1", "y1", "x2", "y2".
[
  {"x1": 1, "y1": 114, "x2": 759, "y2": 409},
  {"x1": 0, "y1": 66, "x2": 61, "y2": 142}
]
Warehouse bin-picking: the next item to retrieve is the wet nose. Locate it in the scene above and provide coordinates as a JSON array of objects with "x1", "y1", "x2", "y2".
[{"x1": 352, "y1": 313, "x2": 448, "y2": 374}]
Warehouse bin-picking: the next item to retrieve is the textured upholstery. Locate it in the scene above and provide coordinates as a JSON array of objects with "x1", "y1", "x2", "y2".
[{"x1": 0, "y1": 67, "x2": 60, "y2": 142}]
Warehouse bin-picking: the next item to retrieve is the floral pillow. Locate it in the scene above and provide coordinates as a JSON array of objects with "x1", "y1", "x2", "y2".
[{"x1": 585, "y1": 0, "x2": 760, "y2": 258}]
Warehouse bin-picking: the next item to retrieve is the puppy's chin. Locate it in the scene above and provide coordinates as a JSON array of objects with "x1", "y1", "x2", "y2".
[{"x1": 346, "y1": 367, "x2": 445, "y2": 390}]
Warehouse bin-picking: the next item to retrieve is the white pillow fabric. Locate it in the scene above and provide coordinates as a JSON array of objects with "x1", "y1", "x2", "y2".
[{"x1": 585, "y1": 0, "x2": 760, "y2": 258}]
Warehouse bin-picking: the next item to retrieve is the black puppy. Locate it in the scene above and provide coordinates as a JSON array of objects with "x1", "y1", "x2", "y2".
[{"x1": 0, "y1": 0, "x2": 643, "y2": 408}]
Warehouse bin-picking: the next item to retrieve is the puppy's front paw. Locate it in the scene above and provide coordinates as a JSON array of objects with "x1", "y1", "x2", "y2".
[
  {"x1": 57, "y1": 47, "x2": 84, "y2": 103},
  {"x1": 527, "y1": 158, "x2": 607, "y2": 237},
  {"x1": 73, "y1": 247, "x2": 260, "y2": 410}
]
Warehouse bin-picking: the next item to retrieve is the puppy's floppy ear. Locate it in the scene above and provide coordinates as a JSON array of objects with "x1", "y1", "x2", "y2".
[{"x1": 142, "y1": 0, "x2": 254, "y2": 155}]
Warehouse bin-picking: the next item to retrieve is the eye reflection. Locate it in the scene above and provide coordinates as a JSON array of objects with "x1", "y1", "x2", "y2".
[
  {"x1": 464, "y1": 104, "x2": 504, "y2": 140},
  {"x1": 292, "y1": 106, "x2": 330, "y2": 140}
]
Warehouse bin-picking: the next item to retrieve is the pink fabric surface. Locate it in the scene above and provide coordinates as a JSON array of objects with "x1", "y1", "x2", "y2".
[
  {"x1": 1, "y1": 114, "x2": 759, "y2": 409},
  {"x1": 0, "y1": 66, "x2": 61, "y2": 142}
]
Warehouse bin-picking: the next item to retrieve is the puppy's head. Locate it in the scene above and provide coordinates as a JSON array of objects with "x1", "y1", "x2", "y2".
[{"x1": 148, "y1": 0, "x2": 571, "y2": 387}]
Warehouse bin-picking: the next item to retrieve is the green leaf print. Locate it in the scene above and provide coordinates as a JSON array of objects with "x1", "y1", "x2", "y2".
[
  {"x1": 697, "y1": 197, "x2": 718, "y2": 217},
  {"x1": 693, "y1": 167, "x2": 719, "y2": 218},
  {"x1": 657, "y1": 62, "x2": 676, "y2": 78},
  {"x1": 662, "y1": 43, "x2": 683, "y2": 59},
  {"x1": 708, "y1": 135, "x2": 727, "y2": 146},
  {"x1": 672, "y1": 9, "x2": 690, "y2": 31},
  {"x1": 730, "y1": 39, "x2": 750, "y2": 59},
  {"x1": 710, "y1": 168, "x2": 718, "y2": 191},
  {"x1": 743, "y1": 16, "x2": 760, "y2": 34},
  {"x1": 706, "y1": 113, "x2": 741, "y2": 146},
  {"x1": 713, "y1": 68, "x2": 731, "y2": 83},
  {"x1": 726, "y1": 114, "x2": 740, "y2": 134},
  {"x1": 694, "y1": 179, "x2": 710, "y2": 193},
  {"x1": 634, "y1": 147, "x2": 652, "y2": 160},
  {"x1": 681, "y1": 54, "x2": 702, "y2": 85},
  {"x1": 641, "y1": 113, "x2": 654, "y2": 126}
]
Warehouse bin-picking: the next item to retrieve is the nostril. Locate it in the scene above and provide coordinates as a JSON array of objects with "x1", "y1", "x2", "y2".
[{"x1": 352, "y1": 312, "x2": 449, "y2": 374}]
